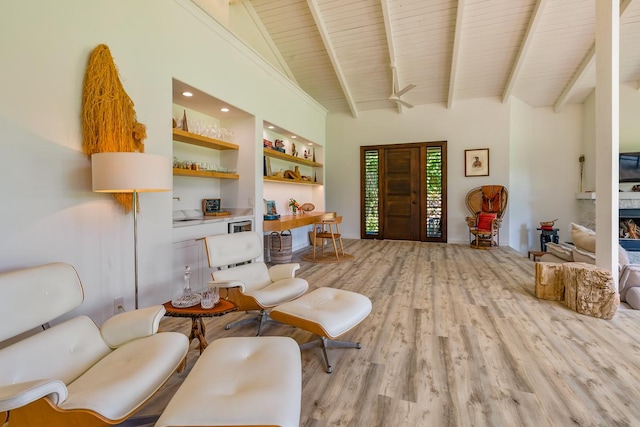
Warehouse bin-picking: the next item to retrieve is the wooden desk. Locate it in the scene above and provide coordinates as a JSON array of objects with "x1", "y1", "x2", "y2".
[
  {"x1": 163, "y1": 299, "x2": 237, "y2": 354},
  {"x1": 263, "y1": 211, "x2": 334, "y2": 232}
]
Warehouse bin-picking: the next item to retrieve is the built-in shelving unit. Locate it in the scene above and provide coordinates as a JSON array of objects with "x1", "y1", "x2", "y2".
[
  {"x1": 263, "y1": 176, "x2": 321, "y2": 186},
  {"x1": 263, "y1": 148, "x2": 322, "y2": 168},
  {"x1": 173, "y1": 168, "x2": 239, "y2": 179},
  {"x1": 173, "y1": 129, "x2": 239, "y2": 151},
  {"x1": 263, "y1": 148, "x2": 322, "y2": 186},
  {"x1": 172, "y1": 128, "x2": 240, "y2": 180}
]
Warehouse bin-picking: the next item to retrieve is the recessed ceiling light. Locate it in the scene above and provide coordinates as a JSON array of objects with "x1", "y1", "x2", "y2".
[
  {"x1": 291, "y1": 135, "x2": 297, "y2": 139},
  {"x1": 308, "y1": 143, "x2": 313, "y2": 146},
  {"x1": 220, "y1": 107, "x2": 230, "y2": 112},
  {"x1": 268, "y1": 125, "x2": 275, "y2": 129},
  {"x1": 182, "y1": 91, "x2": 193, "y2": 97}
]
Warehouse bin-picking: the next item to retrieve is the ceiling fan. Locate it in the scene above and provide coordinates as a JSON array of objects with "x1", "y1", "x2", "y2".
[{"x1": 389, "y1": 65, "x2": 416, "y2": 109}]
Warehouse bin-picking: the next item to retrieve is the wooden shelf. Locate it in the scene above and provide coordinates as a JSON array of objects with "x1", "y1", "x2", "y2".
[
  {"x1": 173, "y1": 128, "x2": 239, "y2": 150},
  {"x1": 263, "y1": 148, "x2": 322, "y2": 167},
  {"x1": 263, "y1": 176, "x2": 321, "y2": 186},
  {"x1": 173, "y1": 168, "x2": 239, "y2": 179}
]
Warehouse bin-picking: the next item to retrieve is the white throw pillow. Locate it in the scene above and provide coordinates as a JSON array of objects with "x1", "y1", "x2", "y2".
[
  {"x1": 570, "y1": 223, "x2": 596, "y2": 253},
  {"x1": 545, "y1": 242, "x2": 574, "y2": 262}
]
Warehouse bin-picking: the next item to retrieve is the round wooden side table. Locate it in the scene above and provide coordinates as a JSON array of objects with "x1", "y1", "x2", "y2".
[{"x1": 163, "y1": 299, "x2": 237, "y2": 354}]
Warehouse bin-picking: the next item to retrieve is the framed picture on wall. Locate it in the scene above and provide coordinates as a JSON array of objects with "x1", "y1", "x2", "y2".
[{"x1": 465, "y1": 148, "x2": 489, "y2": 177}]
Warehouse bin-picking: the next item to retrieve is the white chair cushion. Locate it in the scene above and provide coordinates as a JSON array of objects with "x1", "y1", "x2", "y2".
[
  {"x1": 61, "y1": 332, "x2": 188, "y2": 421},
  {"x1": 205, "y1": 232, "x2": 263, "y2": 268},
  {"x1": 0, "y1": 262, "x2": 83, "y2": 341},
  {"x1": 156, "y1": 336, "x2": 301, "y2": 427},
  {"x1": 0, "y1": 379, "x2": 67, "y2": 411},
  {"x1": 272, "y1": 287, "x2": 372, "y2": 339},
  {"x1": 246, "y1": 277, "x2": 309, "y2": 307},
  {"x1": 100, "y1": 305, "x2": 166, "y2": 348},
  {"x1": 0, "y1": 316, "x2": 111, "y2": 387},
  {"x1": 213, "y1": 262, "x2": 272, "y2": 292}
]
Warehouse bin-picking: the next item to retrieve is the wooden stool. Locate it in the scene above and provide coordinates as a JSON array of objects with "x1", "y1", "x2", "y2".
[{"x1": 312, "y1": 213, "x2": 344, "y2": 260}]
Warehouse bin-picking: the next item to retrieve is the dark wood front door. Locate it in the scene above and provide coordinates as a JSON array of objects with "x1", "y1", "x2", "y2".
[
  {"x1": 383, "y1": 147, "x2": 421, "y2": 240},
  {"x1": 361, "y1": 141, "x2": 447, "y2": 242}
]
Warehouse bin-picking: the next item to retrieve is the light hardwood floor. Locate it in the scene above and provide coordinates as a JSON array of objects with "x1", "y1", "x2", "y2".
[{"x1": 139, "y1": 239, "x2": 640, "y2": 426}]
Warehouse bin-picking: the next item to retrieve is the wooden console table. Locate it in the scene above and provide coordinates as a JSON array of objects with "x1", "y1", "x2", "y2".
[{"x1": 263, "y1": 211, "x2": 334, "y2": 232}]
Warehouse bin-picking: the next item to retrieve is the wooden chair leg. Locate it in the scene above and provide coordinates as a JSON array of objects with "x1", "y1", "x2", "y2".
[
  {"x1": 330, "y1": 234, "x2": 339, "y2": 260},
  {"x1": 336, "y1": 225, "x2": 345, "y2": 255},
  {"x1": 313, "y1": 229, "x2": 318, "y2": 260}
]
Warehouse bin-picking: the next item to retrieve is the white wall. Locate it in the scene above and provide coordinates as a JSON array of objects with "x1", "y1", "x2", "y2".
[
  {"x1": 0, "y1": 0, "x2": 326, "y2": 325},
  {"x1": 326, "y1": 97, "x2": 585, "y2": 251},
  {"x1": 326, "y1": 98, "x2": 511, "y2": 244},
  {"x1": 620, "y1": 82, "x2": 640, "y2": 153},
  {"x1": 508, "y1": 97, "x2": 536, "y2": 253},
  {"x1": 509, "y1": 100, "x2": 583, "y2": 248}
]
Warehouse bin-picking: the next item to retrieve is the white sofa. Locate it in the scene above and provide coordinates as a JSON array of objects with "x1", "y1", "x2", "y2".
[
  {"x1": 539, "y1": 223, "x2": 640, "y2": 309},
  {"x1": 0, "y1": 262, "x2": 189, "y2": 426}
]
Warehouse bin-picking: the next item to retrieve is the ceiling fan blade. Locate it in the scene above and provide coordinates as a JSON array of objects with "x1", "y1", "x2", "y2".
[
  {"x1": 389, "y1": 95, "x2": 414, "y2": 108},
  {"x1": 395, "y1": 83, "x2": 416, "y2": 97},
  {"x1": 392, "y1": 98, "x2": 414, "y2": 109}
]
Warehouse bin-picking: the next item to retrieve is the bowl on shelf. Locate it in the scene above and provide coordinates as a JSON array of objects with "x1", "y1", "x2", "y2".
[
  {"x1": 540, "y1": 219, "x2": 558, "y2": 227},
  {"x1": 300, "y1": 203, "x2": 315, "y2": 212}
]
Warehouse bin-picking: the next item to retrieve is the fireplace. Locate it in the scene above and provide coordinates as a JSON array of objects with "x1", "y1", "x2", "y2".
[{"x1": 620, "y1": 208, "x2": 640, "y2": 251}]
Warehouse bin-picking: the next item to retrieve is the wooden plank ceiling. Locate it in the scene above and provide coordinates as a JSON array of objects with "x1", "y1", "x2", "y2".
[{"x1": 243, "y1": 0, "x2": 640, "y2": 116}]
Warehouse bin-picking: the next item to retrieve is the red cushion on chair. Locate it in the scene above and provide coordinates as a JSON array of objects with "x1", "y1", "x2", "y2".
[{"x1": 477, "y1": 213, "x2": 497, "y2": 231}]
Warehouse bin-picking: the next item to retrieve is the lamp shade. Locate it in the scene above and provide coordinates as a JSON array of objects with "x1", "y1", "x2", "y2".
[{"x1": 91, "y1": 152, "x2": 172, "y2": 193}]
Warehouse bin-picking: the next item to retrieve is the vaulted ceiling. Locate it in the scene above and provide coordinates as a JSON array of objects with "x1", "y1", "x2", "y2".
[{"x1": 236, "y1": 0, "x2": 640, "y2": 117}]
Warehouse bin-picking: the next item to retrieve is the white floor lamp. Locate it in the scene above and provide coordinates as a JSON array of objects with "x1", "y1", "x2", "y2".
[{"x1": 91, "y1": 152, "x2": 172, "y2": 309}]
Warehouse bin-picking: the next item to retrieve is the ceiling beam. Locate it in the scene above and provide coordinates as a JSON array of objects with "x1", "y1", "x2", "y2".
[
  {"x1": 502, "y1": 0, "x2": 549, "y2": 103},
  {"x1": 238, "y1": 0, "x2": 299, "y2": 85},
  {"x1": 380, "y1": 0, "x2": 402, "y2": 114},
  {"x1": 447, "y1": 0, "x2": 466, "y2": 110},
  {"x1": 554, "y1": 0, "x2": 634, "y2": 112},
  {"x1": 307, "y1": 0, "x2": 359, "y2": 118},
  {"x1": 554, "y1": 46, "x2": 595, "y2": 113}
]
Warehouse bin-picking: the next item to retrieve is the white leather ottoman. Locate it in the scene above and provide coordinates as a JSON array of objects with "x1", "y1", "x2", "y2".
[
  {"x1": 270, "y1": 287, "x2": 372, "y2": 373},
  {"x1": 155, "y1": 336, "x2": 301, "y2": 427}
]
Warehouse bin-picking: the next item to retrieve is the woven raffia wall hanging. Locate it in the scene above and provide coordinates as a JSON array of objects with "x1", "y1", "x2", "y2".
[{"x1": 82, "y1": 44, "x2": 147, "y2": 213}]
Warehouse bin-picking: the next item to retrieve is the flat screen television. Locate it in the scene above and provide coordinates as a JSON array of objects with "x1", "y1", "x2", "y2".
[{"x1": 620, "y1": 152, "x2": 640, "y2": 182}]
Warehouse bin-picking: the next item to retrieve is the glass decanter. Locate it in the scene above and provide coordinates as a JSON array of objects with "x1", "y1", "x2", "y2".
[{"x1": 171, "y1": 266, "x2": 201, "y2": 308}]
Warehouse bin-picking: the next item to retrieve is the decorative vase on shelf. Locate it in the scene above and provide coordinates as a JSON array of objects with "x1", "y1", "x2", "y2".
[
  {"x1": 181, "y1": 110, "x2": 189, "y2": 132},
  {"x1": 288, "y1": 198, "x2": 300, "y2": 215}
]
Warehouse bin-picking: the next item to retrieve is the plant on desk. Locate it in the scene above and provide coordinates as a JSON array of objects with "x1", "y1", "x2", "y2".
[{"x1": 289, "y1": 198, "x2": 301, "y2": 215}]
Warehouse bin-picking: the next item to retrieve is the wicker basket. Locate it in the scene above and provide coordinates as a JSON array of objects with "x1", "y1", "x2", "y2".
[
  {"x1": 269, "y1": 231, "x2": 292, "y2": 264},
  {"x1": 308, "y1": 229, "x2": 325, "y2": 247}
]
